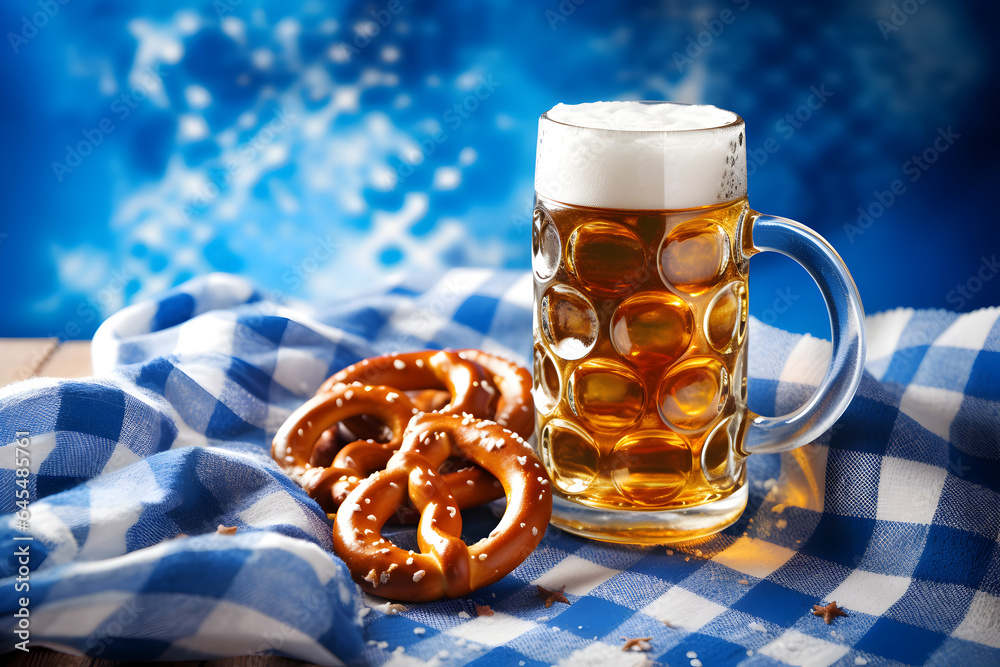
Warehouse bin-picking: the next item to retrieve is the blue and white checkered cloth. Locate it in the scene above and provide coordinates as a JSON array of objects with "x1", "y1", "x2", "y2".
[{"x1": 2, "y1": 271, "x2": 999, "y2": 666}]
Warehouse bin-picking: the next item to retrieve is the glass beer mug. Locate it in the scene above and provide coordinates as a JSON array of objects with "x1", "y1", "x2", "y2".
[{"x1": 531, "y1": 102, "x2": 865, "y2": 543}]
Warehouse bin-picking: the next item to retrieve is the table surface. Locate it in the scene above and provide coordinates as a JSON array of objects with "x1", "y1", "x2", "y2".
[{"x1": 1, "y1": 338, "x2": 313, "y2": 667}]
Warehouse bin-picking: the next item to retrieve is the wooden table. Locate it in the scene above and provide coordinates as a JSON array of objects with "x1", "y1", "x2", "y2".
[{"x1": 1, "y1": 339, "x2": 315, "y2": 667}]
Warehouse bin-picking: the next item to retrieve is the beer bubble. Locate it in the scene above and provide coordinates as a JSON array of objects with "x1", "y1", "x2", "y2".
[
  {"x1": 568, "y1": 359, "x2": 644, "y2": 431},
  {"x1": 611, "y1": 292, "x2": 693, "y2": 366},
  {"x1": 701, "y1": 418, "x2": 734, "y2": 487},
  {"x1": 657, "y1": 357, "x2": 729, "y2": 431},
  {"x1": 532, "y1": 343, "x2": 561, "y2": 413},
  {"x1": 659, "y1": 222, "x2": 731, "y2": 295},
  {"x1": 610, "y1": 431, "x2": 691, "y2": 506},
  {"x1": 705, "y1": 282, "x2": 747, "y2": 353},
  {"x1": 566, "y1": 222, "x2": 646, "y2": 298},
  {"x1": 540, "y1": 284, "x2": 598, "y2": 360},
  {"x1": 541, "y1": 419, "x2": 601, "y2": 495},
  {"x1": 532, "y1": 207, "x2": 561, "y2": 281}
]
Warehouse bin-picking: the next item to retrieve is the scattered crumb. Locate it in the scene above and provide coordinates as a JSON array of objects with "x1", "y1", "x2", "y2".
[
  {"x1": 458, "y1": 611, "x2": 471, "y2": 619},
  {"x1": 475, "y1": 603, "x2": 495, "y2": 617},
  {"x1": 413, "y1": 627, "x2": 426, "y2": 635},
  {"x1": 216, "y1": 525, "x2": 237, "y2": 535},
  {"x1": 813, "y1": 600, "x2": 848, "y2": 624},
  {"x1": 621, "y1": 636, "x2": 652, "y2": 652},
  {"x1": 738, "y1": 579, "x2": 750, "y2": 585},
  {"x1": 536, "y1": 585, "x2": 570, "y2": 608}
]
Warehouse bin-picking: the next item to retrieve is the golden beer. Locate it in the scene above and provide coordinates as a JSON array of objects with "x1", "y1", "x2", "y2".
[
  {"x1": 532, "y1": 101, "x2": 866, "y2": 544},
  {"x1": 533, "y1": 196, "x2": 749, "y2": 514}
]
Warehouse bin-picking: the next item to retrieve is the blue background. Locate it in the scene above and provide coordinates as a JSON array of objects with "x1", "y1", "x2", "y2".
[{"x1": 1, "y1": 0, "x2": 996, "y2": 340}]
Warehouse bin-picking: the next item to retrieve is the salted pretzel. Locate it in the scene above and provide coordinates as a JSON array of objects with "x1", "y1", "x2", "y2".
[
  {"x1": 272, "y1": 384, "x2": 500, "y2": 513},
  {"x1": 456, "y1": 349, "x2": 534, "y2": 438},
  {"x1": 317, "y1": 349, "x2": 533, "y2": 490},
  {"x1": 332, "y1": 412, "x2": 552, "y2": 601},
  {"x1": 320, "y1": 350, "x2": 496, "y2": 416}
]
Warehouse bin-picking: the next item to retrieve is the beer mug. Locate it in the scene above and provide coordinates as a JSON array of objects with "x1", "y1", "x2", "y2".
[{"x1": 532, "y1": 101, "x2": 865, "y2": 543}]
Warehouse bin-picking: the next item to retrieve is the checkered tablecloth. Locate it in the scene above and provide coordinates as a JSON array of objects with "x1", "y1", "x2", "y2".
[{"x1": 1, "y1": 270, "x2": 998, "y2": 666}]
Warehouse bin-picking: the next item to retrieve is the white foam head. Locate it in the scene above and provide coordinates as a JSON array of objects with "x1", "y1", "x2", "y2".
[{"x1": 535, "y1": 101, "x2": 746, "y2": 210}]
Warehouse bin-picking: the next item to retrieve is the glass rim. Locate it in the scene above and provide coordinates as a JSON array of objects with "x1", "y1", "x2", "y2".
[{"x1": 539, "y1": 100, "x2": 745, "y2": 135}]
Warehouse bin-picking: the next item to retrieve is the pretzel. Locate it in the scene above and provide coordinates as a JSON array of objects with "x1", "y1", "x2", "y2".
[
  {"x1": 320, "y1": 351, "x2": 496, "y2": 417},
  {"x1": 456, "y1": 349, "x2": 535, "y2": 438},
  {"x1": 272, "y1": 384, "x2": 500, "y2": 513},
  {"x1": 332, "y1": 413, "x2": 552, "y2": 601}
]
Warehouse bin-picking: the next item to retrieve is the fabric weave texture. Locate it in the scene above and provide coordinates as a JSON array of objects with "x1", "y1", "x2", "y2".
[{"x1": 1, "y1": 270, "x2": 998, "y2": 666}]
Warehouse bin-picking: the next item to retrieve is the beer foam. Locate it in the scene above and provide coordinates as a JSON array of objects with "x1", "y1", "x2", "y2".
[{"x1": 535, "y1": 101, "x2": 747, "y2": 210}]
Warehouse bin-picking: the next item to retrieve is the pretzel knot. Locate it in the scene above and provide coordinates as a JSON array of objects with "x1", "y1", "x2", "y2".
[
  {"x1": 455, "y1": 349, "x2": 534, "y2": 439},
  {"x1": 320, "y1": 350, "x2": 495, "y2": 417},
  {"x1": 272, "y1": 384, "x2": 498, "y2": 513},
  {"x1": 332, "y1": 413, "x2": 552, "y2": 601}
]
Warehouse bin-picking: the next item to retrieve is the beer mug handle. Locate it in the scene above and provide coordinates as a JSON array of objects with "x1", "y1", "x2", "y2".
[{"x1": 743, "y1": 213, "x2": 867, "y2": 454}]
